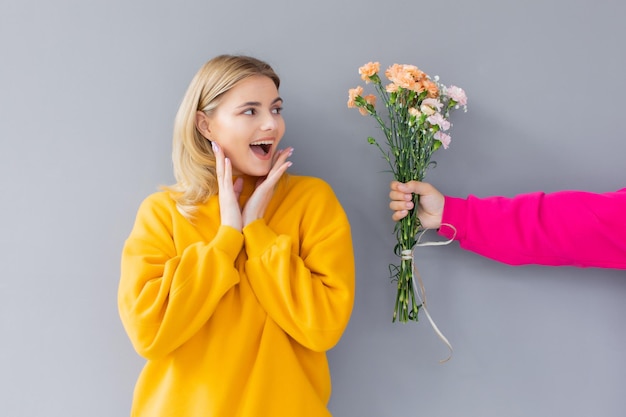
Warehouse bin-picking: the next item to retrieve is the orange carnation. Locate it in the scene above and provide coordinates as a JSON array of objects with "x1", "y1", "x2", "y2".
[
  {"x1": 385, "y1": 83, "x2": 399, "y2": 93},
  {"x1": 347, "y1": 86, "x2": 363, "y2": 108},
  {"x1": 411, "y1": 82, "x2": 426, "y2": 94},
  {"x1": 384, "y1": 64, "x2": 402, "y2": 81},
  {"x1": 404, "y1": 65, "x2": 426, "y2": 82},
  {"x1": 422, "y1": 80, "x2": 440, "y2": 98},
  {"x1": 386, "y1": 64, "x2": 418, "y2": 90},
  {"x1": 359, "y1": 94, "x2": 377, "y2": 115},
  {"x1": 359, "y1": 62, "x2": 380, "y2": 83}
]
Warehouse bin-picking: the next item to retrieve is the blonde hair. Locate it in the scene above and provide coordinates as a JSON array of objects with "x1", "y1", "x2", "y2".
[{"x1": 163, "y1": 55, "x2": 281, "y2": 219}]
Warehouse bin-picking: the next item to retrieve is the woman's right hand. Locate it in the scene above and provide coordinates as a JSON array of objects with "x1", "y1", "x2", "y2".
[
  {"x1": 389, "y1": 180, "x2": 445, "y2": 229},
  {"x1": 213, "y1": 142, "x2": 243, "y2": 231}
]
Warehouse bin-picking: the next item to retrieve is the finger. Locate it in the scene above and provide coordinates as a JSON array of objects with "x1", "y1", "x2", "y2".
[
  {"x1": 273, "y1": 147, "x2": 293, "y2": 167},
  {"x1": 271, "y1": 147, "x2": 284, "y2": 166},
  {"x1": 389, "y1": 190, "x2": 413, "y2": 201},
  {"x1": 233, "y1": 176, "x2": 244, "y2": 200},
  {"x1": 395, "y1": 180, "x2": 425, "y2": 194},
  {"x1": 391, "y1": 180, "x2": 415, "y2": 192},
  {"x1": 222, "y1": 157, "x2": 234, "y2": 193},
  {"x1": 392, "y1": 210, "x2": 409, "y2": 221},
  {"x1": 390, "y1": 180, "x2": 404, "y2": 191},
  {"x1": 265, "y1": 147, "x2": 293, "y2": 179},
  {"x1": 390, "y1": 200, "x2": 413, "y2": 211},
  {"x1": 406, "y1": 180, "x2": 429, "y2": 194},
  {"x1": 267, "y1": 160, "x2": 292, "y2": 184},
  {"x1": 256, "y1": 161, "x2": 291, "y2": 194},
  {"x1": 212, "y1": 142, "x2": 224, "y2": 182}
]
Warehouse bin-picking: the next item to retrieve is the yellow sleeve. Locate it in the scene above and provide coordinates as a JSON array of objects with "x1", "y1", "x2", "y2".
[
  {"x1": 118, "y1": 194, "x2": 243, "y2": 360},
  {"x1": 242, "y1": 179, "x2": 355, "y2": 352}
]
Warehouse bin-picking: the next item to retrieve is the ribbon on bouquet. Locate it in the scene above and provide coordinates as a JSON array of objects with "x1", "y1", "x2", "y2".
[{"x1": 400, "y1": 223, "x2": 457, "y2": 363}]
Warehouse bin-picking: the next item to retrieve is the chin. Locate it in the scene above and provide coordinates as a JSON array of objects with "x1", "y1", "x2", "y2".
[{"x1": 243, "y1": 166, "x2": 271, "y2": 177}]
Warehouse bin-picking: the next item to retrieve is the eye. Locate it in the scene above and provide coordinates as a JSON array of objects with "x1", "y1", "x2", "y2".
[
  {"x1": 272, "y1": 107, "x2": 283, "y2": 115},
  {"x1": 243, "y1": 108, "x2": 256, "y2": 115}
]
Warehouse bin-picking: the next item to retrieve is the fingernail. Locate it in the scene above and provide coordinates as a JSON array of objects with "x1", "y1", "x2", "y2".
[
  {"x1": 212, "y1": 142, "x2": 218, "y2": 152},
  {"x1": 288, "y1": 147, "x2": 294, "y2": 156}
]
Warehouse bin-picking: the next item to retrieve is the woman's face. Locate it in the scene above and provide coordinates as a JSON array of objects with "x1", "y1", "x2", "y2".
[{"x1": 200, "y1": 75, "x2": 285, "y2": 177}]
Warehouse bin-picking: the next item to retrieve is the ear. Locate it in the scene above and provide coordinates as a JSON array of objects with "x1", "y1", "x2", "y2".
[{"x1": 195, "y1": 111, "x2": 212, "y2": 139}]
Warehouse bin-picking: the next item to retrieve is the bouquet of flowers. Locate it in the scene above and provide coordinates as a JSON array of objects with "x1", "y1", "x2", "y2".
[{"x1": 348, "y1": 61, "x2": 467, "y2": 323}]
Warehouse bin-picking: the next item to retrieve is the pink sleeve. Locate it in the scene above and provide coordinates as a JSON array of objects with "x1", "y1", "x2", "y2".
[{"x1": 438, "y1": 188, "x2": 626, "y2": 269}]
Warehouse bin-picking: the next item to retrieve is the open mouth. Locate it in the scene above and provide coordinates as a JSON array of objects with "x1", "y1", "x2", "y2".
[{"x1": 250, "y1": 140, "x2": 273, "y2": 156}]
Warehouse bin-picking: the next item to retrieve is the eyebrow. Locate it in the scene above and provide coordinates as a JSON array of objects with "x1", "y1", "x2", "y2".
[{"x1": 236, "y1": 97, "x2": 283, "y2": 108}]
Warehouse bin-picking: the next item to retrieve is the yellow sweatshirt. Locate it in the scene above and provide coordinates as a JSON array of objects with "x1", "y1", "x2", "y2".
[{"x1": 118, "y1": 174, "x2": 355, "y2": 417}]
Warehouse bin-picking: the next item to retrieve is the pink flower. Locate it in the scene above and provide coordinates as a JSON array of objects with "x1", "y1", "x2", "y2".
[
  {"x1": 427, "y1": 113, "x2": 450, "y2": 131},
  {"x1": 434, "y1": 131, "x2": 451, "y2": 149},
  {"x1": 420, "y1": 98, "x2": 442, "y2": 115},
  {"x1": 446, "y1": 86, "x2": 467, "y2": 106},
  {"x1": 422, "y1": 98, "x2": 443, "y2": 110}
]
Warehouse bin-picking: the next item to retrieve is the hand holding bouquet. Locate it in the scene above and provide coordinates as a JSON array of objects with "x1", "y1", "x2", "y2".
[{"x1": 348, "y1": 61, "x2": 467, "y2": 323}]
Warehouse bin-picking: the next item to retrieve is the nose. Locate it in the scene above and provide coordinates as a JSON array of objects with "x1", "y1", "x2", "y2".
[{"x1": 260, "y1": 110, "x2": 278, "y2": 131}]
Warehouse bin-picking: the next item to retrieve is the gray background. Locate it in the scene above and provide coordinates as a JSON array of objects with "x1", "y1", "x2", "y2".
[{"x1": 1, "y1": 0, "x2": 625, "y2": 416}]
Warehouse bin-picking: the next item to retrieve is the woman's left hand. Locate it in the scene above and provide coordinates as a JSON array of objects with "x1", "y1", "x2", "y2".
[{"x1": 242, "y1": 147, "x2": 293, "y2": 227}]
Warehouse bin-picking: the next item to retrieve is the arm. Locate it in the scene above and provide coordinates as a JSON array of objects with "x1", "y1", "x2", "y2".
[
  {"x1": 439, "y1": 188, "x2": 626, "y2": 269},
  {"x1": 243, "y1": 179, "x2": 355, "y2": 352},
  {"x1": 118, "y1": 194, "x2": 244, "y2": 360}
]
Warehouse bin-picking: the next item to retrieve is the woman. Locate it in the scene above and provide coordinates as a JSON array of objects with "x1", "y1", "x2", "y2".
[
  {"x1": 119, "y1": 55, "x2": 355, "y2": 416},
  {"x1": 389, "y1": 180, "x2": 626, "y2": 269}
]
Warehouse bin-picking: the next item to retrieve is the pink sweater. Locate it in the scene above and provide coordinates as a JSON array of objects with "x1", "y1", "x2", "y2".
[{"x1": 438, "y1": 188, "x2": 626, "y2": 269}]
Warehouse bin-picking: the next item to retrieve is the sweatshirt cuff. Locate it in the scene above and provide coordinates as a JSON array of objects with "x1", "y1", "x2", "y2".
[
  {"x1": 439, "y1": 195, "x2": 467, "y2": 242},
  {"x1": 242, "y1": 219, "x2": 277, "y2": 258},
  {"x1": 215, "y1": 225, "x2": 245, "y2": 260}
]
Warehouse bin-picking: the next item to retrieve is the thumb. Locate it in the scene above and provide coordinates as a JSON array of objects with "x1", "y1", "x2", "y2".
[
  {"x1": 233, "y1": 177, "x2": 244, "y2": 200},
  {"x1": 395, "y1": 180, "x2": 425, "y2": 194}
]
